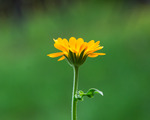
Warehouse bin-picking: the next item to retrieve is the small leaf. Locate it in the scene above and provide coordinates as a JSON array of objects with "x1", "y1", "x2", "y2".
[
  {"x1": 86, "y1": 88, "x2": 103, "y2": 98},
  {"x1": 76, "y1": 88, "x2": 103, "y2": 101},
  {"x1": 77, "y1": 90, "x2": 85, "y2": 101},
  {"x1": 78, "y1": 90, "x2": 84, "y2": 96}
]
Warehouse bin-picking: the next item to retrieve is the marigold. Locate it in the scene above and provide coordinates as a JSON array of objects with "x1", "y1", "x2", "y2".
[{"x1": 47, "y1": 37, "x2": 105, "y2": 66}]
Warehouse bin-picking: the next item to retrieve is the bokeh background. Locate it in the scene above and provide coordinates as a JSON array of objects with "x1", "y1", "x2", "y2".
[{"x1": 0, "y1": 0, "x2": 150, "y2": 120}]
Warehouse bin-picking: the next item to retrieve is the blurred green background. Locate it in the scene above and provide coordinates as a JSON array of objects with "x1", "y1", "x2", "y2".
[{"x1": 0, "y1": 0, "x2": 150, "y2": 120}]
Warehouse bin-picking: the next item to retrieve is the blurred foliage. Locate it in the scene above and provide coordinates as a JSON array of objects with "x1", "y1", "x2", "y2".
[{"x1": 0, "y1": 1, "x2": 150, "y2": 120}]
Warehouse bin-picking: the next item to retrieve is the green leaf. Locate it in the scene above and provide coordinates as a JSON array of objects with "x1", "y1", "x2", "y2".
[
  {"x1": 86, "y1": 88, "x2": 103, "y2": 98},
  {"x1": 76, "y1": 88, "x2": 103, "y2": 101}
]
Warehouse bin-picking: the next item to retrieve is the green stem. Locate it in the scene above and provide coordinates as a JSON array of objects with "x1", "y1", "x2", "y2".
[{"x1": 71, "y1": 66, "x2": 79, "y2": 120}]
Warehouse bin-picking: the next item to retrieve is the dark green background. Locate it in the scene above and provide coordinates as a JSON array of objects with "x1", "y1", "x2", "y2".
[{"x1": 0, "y1": 0, "x2": 150, "y2": 120}]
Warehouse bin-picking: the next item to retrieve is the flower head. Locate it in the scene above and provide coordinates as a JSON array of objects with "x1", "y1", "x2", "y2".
[{"x1": 47, "y1": 37, "x2": 105, "y2": 66}]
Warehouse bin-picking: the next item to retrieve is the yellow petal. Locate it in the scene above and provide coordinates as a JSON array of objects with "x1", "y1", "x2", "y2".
[
  {"x1": 93, "y1": 41, "x2": 100, "y2": 49},
  {"x1": 53, "y1": 38, "x2": 56, "y2": 42},
  {"x1": 62, "y1": 38, "x2": 69, "y2": 47},
  {"x1": 85, "y1": 40, "x2": 96, "y2": 53},
  {"x1": 54, "y1": 38, "x2": 69, "y2": 52},
  {"x1": 87, "y1": 40, "x2": 95, "y2": 47},
  {"x1": 69, "y1": 37, "x2": 77, "y2": 52},
  {"x1": 57, "y1": 38, "x2": 63, "y2": 42},
  {"x1": 96, "y1": 46, "x2": 103, "y2": 50},
  {"x1": 88, "y1": 53, "x2": 99, "y2": 57},
  {"x1": 79, "y1": 42, "x2": 87, "y2": 53},
  {"x1": 86, "y1": 46, "x2": 104, "y2": 54},
  {"x1": 53, "y1": 38, "x2": 62, "y2": 43},
  {"x1": 58, "y1": 56, "x2": 65, "y2": 61},
  {"x1": 76, "y1": 38, "x2": 84, "y2": 53},
  {"x1": 95, "y1": 41, "x2": 100, "y2": 45},
  {"x1": 54, "y1": 43, "x2": 68, "y2": 52},
  {"x1": 96, "y1": 53, "x2": 106, "y2": 55},
  {"x1": 88, "y1": 53, "x2": 106, "y2": 57},
  {"x1": 47, "y1": 52, "x2": 64, "y2": 58},
  {"x1": 85, "y1": 40, "x2": 101, "y2": 54}
]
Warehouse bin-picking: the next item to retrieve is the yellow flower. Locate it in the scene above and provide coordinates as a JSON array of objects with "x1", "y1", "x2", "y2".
[{"x1": 47, "y1": 37, "x2": 105, "y2": 66}]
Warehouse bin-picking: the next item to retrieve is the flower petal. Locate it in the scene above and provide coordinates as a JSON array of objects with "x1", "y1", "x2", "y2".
[
  {"x1": 76, "y1": 38, "x2": 84, "y2": 53},
  {"x1": 57, "y1": 38, "x2": 63, "y2": 42},
  {"x1": 96, "y1": 53, "x2": 106, "y2": 55},
  {"x1": 79, "y1": 42, "x2": 87, "y2": 53},
  {"x1": 88, "y1": 53, "x2": 99, "y2": 57},
  {"x1": 95, "y1": 41, "x2": 100, "y2": 45},
  {"x1": 53, "y1": 38, "x2": 62, "y2": 43},
  {"x1": 85, "y1": 40, "x2": 96, "y2": 53},
  {"x1": 53, "y1": 38, "x2": 69, "y2": 52},
  {"x1": 47, "y1": 52, "x2": 64, "y2": 58},
  {"x1": 58, "y1": 56, "x2": 65, "y2": 61},
  {"x1": 62, "y1": 38, "x2": 69, "y2": 48},
  {"x1": 69, "y1": 37, "x2": 77, "y2": 52},
  {"x1": 86, "y1": 46, "x2": 104, "y2": 54},
  {"x1": 87, "y1": 40, "x2": 95, "y2": 47},
  {"x1": 54, "y1": 43, "x2": 68, "y2": 52},
  {"x1": 88, "y1": 53, "x2": 106, "y2": 57}
]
